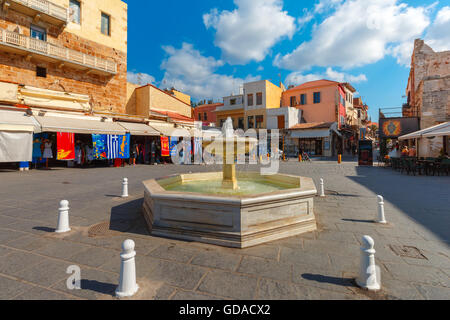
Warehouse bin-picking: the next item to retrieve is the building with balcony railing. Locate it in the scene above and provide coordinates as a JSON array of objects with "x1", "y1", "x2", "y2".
[{"x1": 0, "y1": 0, "x2": 128, "y2": 114}]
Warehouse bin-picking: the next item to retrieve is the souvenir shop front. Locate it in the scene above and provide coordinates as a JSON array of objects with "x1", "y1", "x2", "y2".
[
  {"x1": 31, "y1": 113, "x2": 130, "y2": 168},
  {"x1": 116, "y1": 122, "x2": 161, "y2": 165}
]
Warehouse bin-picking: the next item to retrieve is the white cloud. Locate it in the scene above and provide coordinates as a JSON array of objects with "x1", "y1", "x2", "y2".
[
  {"x1": 275, "y1": 0, "x2": 431, "y2": 71},
  {"x1": 425, "y1": 6, "x2": 450, "y2": 52},
  {"x1": 127, "y1": 71, "x2": 156, "y2": 86},
  {"x1": 203, "y1": 0, "x2": 296, "y2": 64},
  {"x1": 285, "y1": 68, "x2": 367, "y2": 86},
  {"x1": 160, "y1": 43, "x2": 260, "y2": 100}
]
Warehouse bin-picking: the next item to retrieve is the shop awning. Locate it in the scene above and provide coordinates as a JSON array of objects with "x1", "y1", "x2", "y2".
[
  {"x1": 33, "y1": 115, "x2": 126, "y2": 135},
  {"x1": 289, "y1": 129, "x2": 332, "y2": 139},
  {"x1": 399, "y1": 122, "x2": 450, "y2": 140},
  {"x1": 117, "y1": 122, "x2": 160, "y2": 136},
  {"x1": 0, "y1": 109, "x2": 41, "y2": 132},
  {"x1": 149, "y1": 124, "x2": 177, "y2": 136}
]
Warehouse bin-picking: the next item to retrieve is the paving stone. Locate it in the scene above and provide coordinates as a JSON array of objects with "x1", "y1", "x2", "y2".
[
  {"x1": 0, "y1": 275, "x2": 35, "y2": 300},
  {"x1": 68, "y1": 247, "x2": 118, "y2": 268},
  {"x1": 153, "y1": 284, "x2": 176, "y2": 300},
  {"x1": 269, "y1": 235, "x2": 304, "y2": 249},
  {"x1": 381, "y1": 279, "x2": 425, "y2": 300},
  {"x1": 5, "y1": 235, "x2": 53, "y2": 252},
  {"x1": 0, "y1": 228, "x2": 28, "y2": 244},
  {"x1": 35, "y1": 240, "x2": 90, "y2": 260},
  {"x1": 14, "y1": 286, "x2": 74, "y2": 300},
  {"x1": 190, "y1": 250, "x2": 242, "y2": 271},
  {"x1": 146, "y1": 260, "x2": 208, "y2": 290},
  {"x1": 0, "y1": 214, "x2": 20, "y2": 226},
  {"x1": 239, "y1": 245, "x2": 280, "y2": 260},
  {"x1": 237, "y1": 256, "x2": 292, "y2": 282},
  {"x1": 292, "y1": 263, "x2": 355, "y2": 294},
  {"x1": 15, "y1": 259, "x2": 72, "y2": 287},
  {"x1": 303, "y1": 239, "x2": 361, "y2": 258},
  {"x1": 172, "y1": 290, "x2": 224, "y2": 300},
  {"x1": 414, "y1": 284, "x2": 450, "y2": 300},
  {"x1": 256, "y1": 278, "x2": 313, "y2": 300},
  {"x1": 0, "y1": 251, "x2": 42, "y2": 276},
  {"x1": 315, "y1": 229, "x2": 359, "y2": 244},
  {"x1": 0, "y1": 246, "x2": 13, "y2": 257},
  {"x1": 384, "y1": 263, "x2": 450, "y2": 288},
  {"x1": 51, "y1": 267, "x2": 118, "y2": 300},
  {"x1": 147, "y1": 243, "x2": 201, "y2": 263},
  {"x1": 197, "y1": 270, "x2": 258, "y2": 300},
  {"x1": 279, "y1": 247, "x2": 330, "y2": 269},
  {"x1": 328, "y1": 253, "x2": 360, "y2": 274}
]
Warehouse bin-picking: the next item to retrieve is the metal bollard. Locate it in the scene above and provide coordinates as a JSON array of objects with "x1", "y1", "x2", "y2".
[
  {"x1": 319, "y1": 178, "x2": 325, "y2": 197},
  {"x1": 356, "y1": 235, "x2": 380, "y2": 291},
  {"x1": 121, "y1": 178, "x2": 129, "y2": 198},
  {"x1": 116, "y1": 239, "x2": 139, "y2": 298},
  {"x1": 377, "y1": 195, "x2": 387, "y2": 224},
  {"x1": 56, "y1": 200, "x2": 71, "y2": 233}
]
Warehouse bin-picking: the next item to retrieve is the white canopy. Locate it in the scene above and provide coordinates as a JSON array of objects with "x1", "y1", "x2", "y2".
[
  {"x1": 0, "y1": 109, "x2": 41, "y2": 132},
  {"x1": 33, "y1": 114, "x2": 126, "y2": 135},
  {"x1": 117, "y1": 122, "x2": 160, "y2": 136},
  {"x1": 289, "y1": 129, "x2": 331, "y2": 139},
  {"x1": 399, "y1": 122, "x2": 450, "y2": 140}
]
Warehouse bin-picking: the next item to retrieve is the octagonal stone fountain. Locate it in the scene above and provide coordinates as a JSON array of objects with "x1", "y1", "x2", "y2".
[{"x1": 142, "y1": 118, "x2": 318, "y2": 248}]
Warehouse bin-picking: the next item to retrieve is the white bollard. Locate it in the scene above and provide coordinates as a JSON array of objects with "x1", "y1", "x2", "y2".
[
  {"x1": 121, "y1": 178, "x2": 129, "y2": 198},
  {"x1": 356, "y1": 235, "x2": 380, "y2": 291},
  {"x1": 319, "y1": 178, "x2": 325, "y2": 197},
  {"x1": 377, "y1": 195, "x2": 387, "y2": 224},
  {"x1": 116, "y1": 239, "x2": 139, "y2": 298},
  {"x1": 56, "y1": 200, "x2": 71, "y2": 233}
]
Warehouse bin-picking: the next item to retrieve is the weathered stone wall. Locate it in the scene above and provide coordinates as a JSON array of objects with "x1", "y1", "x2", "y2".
[
  {"x1": 0, "y1": 6, "x2": 127, "y2": 113},
  {"x1": 407, "y1": 40, "x2": 450, "y2": 128},
  {"x1": 420, "y1": 76, "x2": 450, "y2": 128}
]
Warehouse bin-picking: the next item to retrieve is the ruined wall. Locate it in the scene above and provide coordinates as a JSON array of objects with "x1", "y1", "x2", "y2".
[{"x1": 408, "y1": 40, "x2": 450, "y2": 128}]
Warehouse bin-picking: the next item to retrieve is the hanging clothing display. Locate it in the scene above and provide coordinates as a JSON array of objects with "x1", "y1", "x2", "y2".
[
  {"x1": 0, "y1": 131, "x2": 33, "y2": 162},
  {"x1": 75, "y1": 144, "x2": 83, "y2": 165},
  {"x1": 92, "y1": 134, "x2": 108, "y2": 160},
  {"x1": 194, "y1": 137, "x2": 202, "y2": 162},
  {"x1": 161, "y1": 136, "x2": 170, "y2": 157},
  {"x1": 106, "y1": 134, "x2": 130, "y2": 159},
  {"x1": 170, "y1": 137, "x2": 179, "y2": 157},
  {"x1": 57, "y1": 133, "x2": 75, "y2": 160},
  {"x1": 43, "y1": 141, "x2": 53, "y2": 159}
]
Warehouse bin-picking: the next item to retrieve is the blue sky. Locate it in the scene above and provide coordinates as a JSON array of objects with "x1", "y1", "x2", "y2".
[{"x1": 125, "y1": 0, "x2": 450, "y2": 123}]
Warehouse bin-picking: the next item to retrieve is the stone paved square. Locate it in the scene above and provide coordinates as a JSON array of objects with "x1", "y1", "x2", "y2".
[{"x1": 0, "y1": 162, "x2": 449, "y2": 300}]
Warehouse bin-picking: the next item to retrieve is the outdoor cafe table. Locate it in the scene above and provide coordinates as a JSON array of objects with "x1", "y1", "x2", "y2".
[{"x1": 417, "y1": 159, "x2": 438, "y2": 176}]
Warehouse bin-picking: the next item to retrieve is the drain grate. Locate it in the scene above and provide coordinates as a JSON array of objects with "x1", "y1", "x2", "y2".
[
  {"x1": 88, "y1": 220, "x2": 132, "y2": 238},
  {"x1": 389, "y1": 245, "x2": 427, "y2": 260}
]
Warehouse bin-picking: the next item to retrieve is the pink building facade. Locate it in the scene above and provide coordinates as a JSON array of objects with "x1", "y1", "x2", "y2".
[{"x1": 193, "y1": 103, "x2": 222, "y2": 127}]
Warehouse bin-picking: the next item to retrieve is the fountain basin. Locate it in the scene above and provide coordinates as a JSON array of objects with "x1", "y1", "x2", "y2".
[{"x1": 142, "y1": 172, "x2": 318, "y2": 248}]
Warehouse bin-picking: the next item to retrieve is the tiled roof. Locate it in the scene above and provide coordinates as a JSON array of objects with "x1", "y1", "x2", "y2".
[
  {"x1": 151, "y1": 110, "x2": 194, "y2": 122},
  {"x1": 289, "y1": 122, "x2": 335, "y2": 130},
  {"x1": 286, "y1": 80, "x2": 339, "y2": 91},
  {"x1": 195, "y1": 103, "x2": 224, "y2": 109}
]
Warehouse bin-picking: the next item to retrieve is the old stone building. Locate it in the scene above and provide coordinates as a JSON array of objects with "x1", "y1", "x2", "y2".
[
  {"x1": 0, "y1": 0, "x2": 127, "y2": 113},
  {"x1": 405, "y1": 39, "x2": 450, "y2": 129}
]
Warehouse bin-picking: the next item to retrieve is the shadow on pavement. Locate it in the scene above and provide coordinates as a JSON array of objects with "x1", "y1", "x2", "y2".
[
  {"x1": 301, "y1": 273, "x2": 357, "y2": 287},
  {"x1": 33, "y1": 226, "x2": 56, "y2": 233},
  {"x1": 349, "y1": 166, "x2": 450, "y2": 243},
  {"x1": 81, "y1": 279, "x2": 116, "y2": 296},
  {"x1": 109, "y1": 198, "x2": 150, "y2": 237}
]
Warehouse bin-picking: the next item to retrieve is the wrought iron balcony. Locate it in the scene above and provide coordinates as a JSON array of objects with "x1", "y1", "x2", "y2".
[
  {"x1": 0, "y1": 28, "x2": 117, "y2": 75},
  {"x1": 2, "y1": 0, "x2": 69, "y2": 27}
]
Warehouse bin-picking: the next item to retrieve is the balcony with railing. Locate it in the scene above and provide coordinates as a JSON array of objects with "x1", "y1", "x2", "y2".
[
  {"x1": 2, "y1": 0, "x2": 68, "y2": 26},
  {"x1": 0, "y1": 28, "x2": 117, "y2": 75}
]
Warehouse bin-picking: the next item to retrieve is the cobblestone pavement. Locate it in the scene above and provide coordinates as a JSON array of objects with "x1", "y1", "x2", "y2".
[{"x1": 0, "y1": 161, "x2": 449, "y2": 300}]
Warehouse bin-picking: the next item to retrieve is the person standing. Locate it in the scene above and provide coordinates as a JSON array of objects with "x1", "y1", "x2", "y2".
[{"x1": 43, "y1": 138, "x2": 53, "y2": 169}]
